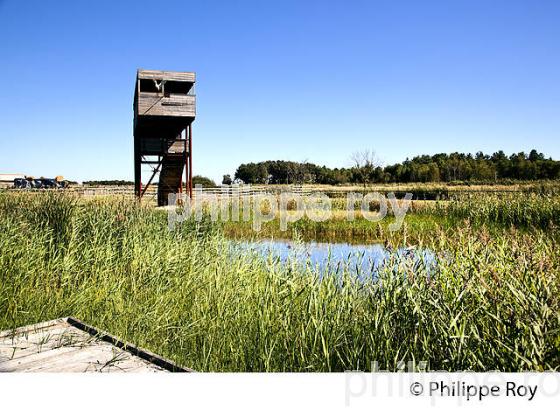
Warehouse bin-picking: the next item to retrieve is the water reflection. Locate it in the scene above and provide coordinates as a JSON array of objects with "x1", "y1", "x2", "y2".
[{"x1": 231, "y1": 239, "x2": 437, "y2": 277}]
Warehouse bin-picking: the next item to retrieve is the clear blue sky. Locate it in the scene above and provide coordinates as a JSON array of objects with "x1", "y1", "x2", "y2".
[{"x1": 0, "y1": 0, "x2": 559, "y2": 183}]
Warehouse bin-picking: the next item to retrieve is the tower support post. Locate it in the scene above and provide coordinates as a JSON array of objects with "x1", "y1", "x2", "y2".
[
  {"x1": 134, "y1": 137, "x2": 141, "y2": 199},
  {"x1": 188, "y1": 123, "x2": 193, "y2": 198}
]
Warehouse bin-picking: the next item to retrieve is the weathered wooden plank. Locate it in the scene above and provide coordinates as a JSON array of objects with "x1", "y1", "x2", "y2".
[
  {"x1": 0, "y1": 345, "x2": 89, "y2": 372},
  {"x1": 138, "y1": 69, "x2": 195, "y2": 83},
  {"x1": 1, "y1": 340, "x2": 158, "y2": 373},
  {"x1": 0, "y1": 318, "x2": 66, "y2": 338},
  {"x1": 137, "y1": 94, "x2": 196, "y2": 117},
  {"x1": 0, "y1": 328, "x2": 94, "y2": 362},
  {"x1": 168, "y1": 140, "x2": 186, "y2": 154},
  {"x1": 0, "y1": 323, "x2": 89, "y2": 352},
  {"x1": 53, "y1": 348, "x2": 164, "y2": 373},
  {"x1": 21, "y1": 345, "x2": 161, "y2": 373}
]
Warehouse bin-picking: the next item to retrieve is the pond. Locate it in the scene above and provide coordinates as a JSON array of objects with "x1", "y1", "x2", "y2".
[{"x1": 231, "y1": 239, "x2": 437, "y2": 277}]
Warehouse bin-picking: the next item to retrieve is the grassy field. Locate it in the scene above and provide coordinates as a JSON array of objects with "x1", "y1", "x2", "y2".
[{"x1": 0, "y1": 191, "x2": 559, "y2": 371}]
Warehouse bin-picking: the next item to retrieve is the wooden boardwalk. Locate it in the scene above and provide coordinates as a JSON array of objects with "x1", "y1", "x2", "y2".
[{"x1": 0, "y1": 317, "x2": 189, "y2": 373}]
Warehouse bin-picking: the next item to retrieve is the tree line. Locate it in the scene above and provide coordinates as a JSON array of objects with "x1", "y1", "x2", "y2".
[{"x1": 231, "y1": 150, "x2": 560, "y2": 185}]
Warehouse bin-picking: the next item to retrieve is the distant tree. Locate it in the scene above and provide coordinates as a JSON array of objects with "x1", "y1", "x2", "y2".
[
  {"x1": 473, "y1": 161, "x2": 495, "y2": 180},
  {"x1": 192, "y1": 175, "x2": 217, "y2": 188},
  {"x1": 257, "y1": 163, "x2": 269, "y2": 184},
  {"x1": 350, "y1": 149, "x2": 381, "y2": 188},
  {"x1": 528, "y1": 149, "x2": 544, "y2": 162},
  {"x1": 475, "y1": 151, "x2": 487, "y2": 161},
  {"x1": 234, "y1": 163, "x2": 254, "y2": 184},
  {"x1": 222, "y1": 174, "x2": 232, "y2": 185},
  {"x1": 235, "y1": 162, "x2": 269, "y2": 184},
  {"x1": 428, "y1": 163, "x2": 441, "y2": 182}
]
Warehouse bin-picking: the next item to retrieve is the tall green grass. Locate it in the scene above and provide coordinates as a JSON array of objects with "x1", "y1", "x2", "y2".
[
  {"x1": 223, "y1": 214, "x2": 449, "y2": 244},
  {"x1": 427, "y1": 193, "x2": 560, "y2": 229},
  {"x1": 0, "y1": 192, "x2": 559, "y2": 371}
]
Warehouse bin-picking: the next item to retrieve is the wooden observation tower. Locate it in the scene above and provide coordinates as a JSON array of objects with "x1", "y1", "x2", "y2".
[{"x1": 133, "y1": 69, "x2": 196, "y2": 205}]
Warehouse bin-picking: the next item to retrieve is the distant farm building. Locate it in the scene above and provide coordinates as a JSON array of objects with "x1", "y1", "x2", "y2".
[{"x1": 0, "y1": 173, "x2": 26, "y2": 188}]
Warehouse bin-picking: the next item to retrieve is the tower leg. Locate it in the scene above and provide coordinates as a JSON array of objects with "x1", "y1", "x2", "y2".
[
  {"x1": 134, "y1": 136, "x2": 141, "y2": 199},
  {"x1": 179, "y1": 132, "x2": 183, "y2": 195},
  {"x1": 188, "y1": 123, "x2": 193, "y2": 198}
]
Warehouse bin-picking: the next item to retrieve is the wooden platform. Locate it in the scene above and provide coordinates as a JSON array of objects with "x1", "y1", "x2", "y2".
[{"x1": 0, "y1": 317, "x2": 189, "y2": 373}]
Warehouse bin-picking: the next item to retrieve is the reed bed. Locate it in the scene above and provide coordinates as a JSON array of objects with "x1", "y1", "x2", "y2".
[
  {"x1": 0, "y1": 192, "x2": 559, "y2": 371},
  {"x1": 426, "y1": 193, "x2": 560, "y2": 229}
]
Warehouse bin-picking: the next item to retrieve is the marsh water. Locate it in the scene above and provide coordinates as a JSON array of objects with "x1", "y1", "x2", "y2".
[{"x1": 231, "y1": 239, "x2": 437, "y2": 277}]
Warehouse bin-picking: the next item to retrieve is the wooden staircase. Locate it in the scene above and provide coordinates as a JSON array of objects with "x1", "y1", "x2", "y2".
[{"x1": 157, "y1": 154, "x2": 185, "y2": 206}]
